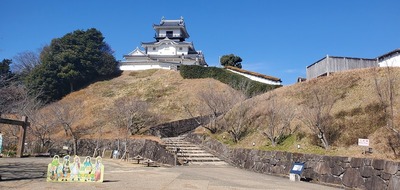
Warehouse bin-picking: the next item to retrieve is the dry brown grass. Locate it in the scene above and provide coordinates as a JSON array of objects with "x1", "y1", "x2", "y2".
[
  {"x1": 34, "y1": 67, "x2": 400, "y2": 160},
  {"x1": 221, "y1": 67, "x2": 400, "y2": 160},
  {"x1": 43, "y1": 69, "x2": 235, "y2": 142}
]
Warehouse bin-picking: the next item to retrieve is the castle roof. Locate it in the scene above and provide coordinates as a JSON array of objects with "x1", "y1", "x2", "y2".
[
  {"x1": 377, "y1": 48, "x2": 400, "y2": 61},
  {"x1": 225, "y1": 66, "x2": 282, "y2": 82},
  {"x1": 153, "y1": 17, "x2": 189, "y2": 39}
]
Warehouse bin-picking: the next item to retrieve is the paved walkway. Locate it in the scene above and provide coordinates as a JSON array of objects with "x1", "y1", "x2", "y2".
[{"x1": 0, "y1": 157, "x2": 341, "y2": 190}]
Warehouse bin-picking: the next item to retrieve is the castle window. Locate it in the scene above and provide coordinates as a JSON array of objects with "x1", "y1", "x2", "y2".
[
  {"x1": 153, "y1": 47, "x2": 156, "y2": 51},
  {"x1": 166, "y1": 31, "x2": 173, "y2": 38}
]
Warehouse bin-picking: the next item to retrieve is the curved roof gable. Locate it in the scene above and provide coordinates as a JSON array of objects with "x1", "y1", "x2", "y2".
[{"x1": 128, "y1": 47, "x2": 146, "y2": 56}]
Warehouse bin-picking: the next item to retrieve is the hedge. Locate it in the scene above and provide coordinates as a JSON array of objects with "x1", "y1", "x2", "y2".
[{"x1": 179, "y1": 65, "x2": 280, "y2": 97}]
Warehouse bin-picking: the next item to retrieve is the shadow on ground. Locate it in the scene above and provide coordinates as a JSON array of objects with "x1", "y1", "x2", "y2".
[{"x1": 0, "y1": 162, "x2": 47, "y2": 181}]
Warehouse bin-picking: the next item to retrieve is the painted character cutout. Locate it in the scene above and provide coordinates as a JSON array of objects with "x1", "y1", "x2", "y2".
[
  {"x1": 62, "y1": 155, "x2": 71, "y2": 181},
  {"x1": 48, "y1": 155, "x2": 60, "y2": 181},
  {"x1": 82, "y1": 156, "x2": 93, "y2": 181},
  {"x1": 94, "y1": 156, "x2": 103, "y2": 182},
  {"x1": 70, "y1": 155, "x2": 81, "y2": 181}
]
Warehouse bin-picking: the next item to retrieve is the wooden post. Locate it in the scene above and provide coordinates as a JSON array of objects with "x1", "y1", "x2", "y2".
[
  {"x1": 16, "y1": 116, "x2": 28, "y2": 158},
  {"x1": 0, "y1": 116, "x2": 30, "y2": 158}
]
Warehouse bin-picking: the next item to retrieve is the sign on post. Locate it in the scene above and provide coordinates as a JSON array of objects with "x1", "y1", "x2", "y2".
[
  {"x1": 289, "y1": 162, "x2": 304, "y2": 182},
  {"x1": 358, "y1": 138, "x2": 369, "y2": 146}
]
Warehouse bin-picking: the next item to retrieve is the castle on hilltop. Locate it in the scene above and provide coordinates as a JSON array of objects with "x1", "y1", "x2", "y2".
[{"x1": 119, "y1": 17, "x2": 207, "y2": 71}]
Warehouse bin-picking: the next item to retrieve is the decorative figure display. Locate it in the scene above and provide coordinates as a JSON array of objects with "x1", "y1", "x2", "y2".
[
  {"x1": 82, "y1": 156, "x2": 93, "y2": 181},
  {"x1": 62, "y1": 155, "x2": 70, "y2": 181},
  {"x1": 70, "y1": 155, "x2": 81, "y2": 181},
  {"x1": 47, "y1": 155, "x2": 104, "y2": 182},
  {"x1": 94, "y1": 156, "x2": 104, "y2": 182}
]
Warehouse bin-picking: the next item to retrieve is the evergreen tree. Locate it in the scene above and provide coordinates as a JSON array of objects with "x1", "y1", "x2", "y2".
[
  {"x1": 26, "y1": 28, "x2": 119, "y2": 103},
  {"x1": 220, "y1": 54, "x2": 242, "y2": 69},
  {"x1": 0, "y1": 59, "x2": 12, "y2": 78}
]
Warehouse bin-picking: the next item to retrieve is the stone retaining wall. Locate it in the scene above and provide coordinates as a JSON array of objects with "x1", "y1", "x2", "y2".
[
  {"x1": 185, "y1": 133, "x2": 400, "y2": 190},
  {"x1": 149, "y1": 114, "x2": 220, "y2": 138},
  {"x1": 55, "y1": 139, "x2": 175, "y2": 166}
]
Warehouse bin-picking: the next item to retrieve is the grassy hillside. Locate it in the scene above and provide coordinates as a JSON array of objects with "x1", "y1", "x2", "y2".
[
  {"x1": 206, "y1": 67, "x2": 400, "y2": 160},
  {"x1": 21, "y1": 67, "x2": 400, "y2": 160},
  {"x1": 51, "y1": 69, "x2": 237, "y2": 139}
]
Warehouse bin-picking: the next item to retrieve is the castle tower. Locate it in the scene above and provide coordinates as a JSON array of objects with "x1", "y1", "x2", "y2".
[{"x1": 120, "y1": 17, "x2": 207, "y2": 71}]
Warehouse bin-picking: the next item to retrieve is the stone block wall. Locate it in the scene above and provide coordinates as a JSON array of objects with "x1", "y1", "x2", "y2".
[
  {"x1": 186, "y1": 133, "x2": 400, "y2": 190},
  {"x1": 149, "y1": 115, "x2": 218, "y2": 138},
  {"x1": 57, "y1": 139, "x2": 175, "y2": 166}
]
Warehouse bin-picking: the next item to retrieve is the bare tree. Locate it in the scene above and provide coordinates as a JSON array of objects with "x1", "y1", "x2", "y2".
[
  {"x1": 91, "y1": 120, "x2": 105, "y2": 157},
  {"x1": 51, "y1": 100, "x2": 83, "y2": 155},
  {"x1": 261, "y1": 93, "x2": 296, "y2": 146},
  {"x1": 109, "y1": 97, "x2": 156, "y2": 159},
  {"x1": 17, "y1": 92, "x2": 56, "y2": 154},
  {"x1": 373, "y1": 65, "x2": 399, "y2": 137},
  {"x1": 0, "y1": 78, "x2": 26, "y2": 115},
  {"x1": 223, "y1": 100, "x2": 252, "y2": 143},
  {"x1": 12, "y1": 51, "x2": 41, "y2": 76},
  {"x1": 302, "y1": 89, "x2": 335, "y2": 150},
  {"x1": 183, "y1": 83, "x2": 244, "y2": 133},
  {"x1": 27, "y1": 106, "x2": 57, "y2": 152}
]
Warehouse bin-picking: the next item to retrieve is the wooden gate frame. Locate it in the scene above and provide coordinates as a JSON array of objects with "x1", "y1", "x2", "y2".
[{"x1": 0, "y1": 116, "x2": 30, "y2": 157}]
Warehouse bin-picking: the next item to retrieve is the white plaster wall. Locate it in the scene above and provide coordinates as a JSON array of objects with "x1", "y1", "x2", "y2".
[
  {"x1": 227, "y1": 69, "x2": 281, "y2": 85},
  {"x1": 159, "y1": 44, "x2": 176, "y2": 55},
  {"x1": 146, "y1": 44, "x2": 179, "y2": 55},
  {"x1": 119, "y1": 64, "x2": 171, "y2": 71},
  {"x1": 379, "y1": 55, "x2": 400, "y2": 67},
  {"x1": 176, "y1": 46, "x2": 188, "y2": 55},
  {"x1": 147, "y1": 46, "x2": 158, "y2": 55}
]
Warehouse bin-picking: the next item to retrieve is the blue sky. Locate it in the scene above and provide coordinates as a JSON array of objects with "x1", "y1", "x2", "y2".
[{"x1": 1, "y1": 0, "x2": 399, "y2": 85}]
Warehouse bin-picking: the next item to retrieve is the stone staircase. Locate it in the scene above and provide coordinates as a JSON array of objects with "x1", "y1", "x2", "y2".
[{"x1": 163, "y1": 136, "x2": 227, "y2": 166}]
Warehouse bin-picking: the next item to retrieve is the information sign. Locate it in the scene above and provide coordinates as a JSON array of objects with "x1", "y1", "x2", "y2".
[
  {"x1": 289, "y1": 162, "x2": 305, "y2": 175},
  {"x1": 358, "y1": 138, "x2": 369, "y2": 146}
]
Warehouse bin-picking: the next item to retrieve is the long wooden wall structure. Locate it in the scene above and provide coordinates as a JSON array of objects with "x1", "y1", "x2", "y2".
[{"x1": 306, "y1": 56, "x2": 377, "y2": 79}]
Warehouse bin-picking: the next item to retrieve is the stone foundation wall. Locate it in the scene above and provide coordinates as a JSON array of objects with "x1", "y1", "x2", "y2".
[
  {"x1": 149, "y1": 115, "x2": 218, "y2": 138},
  {"x1": 55, "y1": 139, "x2": 175, "y2": 166},
  {"x1": 186, "y1": 133, "x2": 400, "y2": 190}
]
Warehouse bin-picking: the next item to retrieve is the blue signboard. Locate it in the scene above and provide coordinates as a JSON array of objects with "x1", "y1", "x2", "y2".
[{"x1": 290, "y1": 162, "x2": 305, "y2": 175}]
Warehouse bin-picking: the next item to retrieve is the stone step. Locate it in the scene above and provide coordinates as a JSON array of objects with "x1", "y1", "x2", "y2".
[
  {"x1": 177, "y1": 153, "x2": 216, "y2": 158},
  {"x1": 162, "y1": 136, "x2": 228, "y2": 166},
  {"x1": 165, "y1": 144, "x2": 197, "y2": 147},
  {"x1": 164, "y1": 141, "x2": 192, "y2": 145},
  {"x1": 165, "y1": 146, "x2": 203, "y2": 150},
  {"x1": 180, "y1": 157, "x2": 223, "y2": 162},
  {"x1": 177, "y1": 150, "x2": 208, "y2": 154}
]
